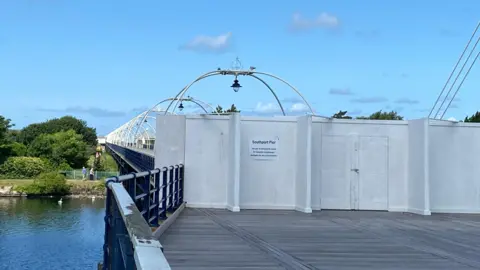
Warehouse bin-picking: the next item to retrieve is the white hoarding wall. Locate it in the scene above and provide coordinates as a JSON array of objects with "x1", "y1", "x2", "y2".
[{"x1": 156, "y1": 114, "x2": 480, "y2": 215}]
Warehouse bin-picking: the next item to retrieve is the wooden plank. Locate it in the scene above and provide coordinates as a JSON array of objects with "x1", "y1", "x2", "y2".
[
  {"x1": 160, "y1": 209, "x2": 480, "y2": 269},
  {"x1": 153, "y1": 202, "x2": 186, "y2": 239}
]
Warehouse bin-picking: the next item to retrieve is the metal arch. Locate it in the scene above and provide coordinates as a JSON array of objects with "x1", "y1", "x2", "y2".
[
  {"x1": 115, "y1": 122, "x2": 130, "y2": 146},
  {"x1": 248, "y1": 71, "x2": 315, "y2": 116},
  {"x1": 131, "y1": 114, "x2": 157, "y2": 144},
  {"x1": 134, "y1": 96, "x2": 217, "y2": 140},
  {"x1": 107, "y1": 111, "x2": 156, "y2": 148},
  {"x1": 125, "y1": 113, "x2": 156, "y2": 146},
  {"x1": 107, "y1": 116, "x2": 155, "y2": 148},
  {"x1": 134, "y1": 125, "x2": 154, "y2": 148},
  {"x1": 165, "y1": 69, "x2": 315, "y2": 116},
  {"x1": 249, "y1": 74, "x2": 286, "y2": 116},
  {"x1": 187, "y1": 97, "x2": 217, "y2": 114},
  {"x1": 165, "y1": 72, "x2": 224, "y2": 115},
  {"x1": 107, "y1": 112, "x2": 157, "y2": 147},
  {"x1": 127, "y1": 112, "x2": 155, "y2": 146}
]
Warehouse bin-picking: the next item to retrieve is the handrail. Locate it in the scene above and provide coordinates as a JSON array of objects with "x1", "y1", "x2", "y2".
[
  {"x1": 102, "y1": 164, "x2": 185, "y2": 270},
  {"x1": 107, "y1": 143, "x2": 155, "y2": 172},
  {"x1": 107, "y1": 182, "x2": 170, "y2": 269}
]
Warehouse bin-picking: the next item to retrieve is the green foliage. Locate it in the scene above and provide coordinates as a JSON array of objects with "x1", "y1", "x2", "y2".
[
  {"x1": 19, "y1": 116, "x2": 97, "y2": 146},
  {"x1": 101, "y1": 153, "x2": 118, "y2": 171},
  {"x1": 332, "y1": 110, "x2": 353, "y2": 119},
  {"x1": 93, "y1": 179, "x2": 106, "y2": 192},
  {"x1": 7, "y1": 129, "x2": 21, "y2": 142},
  {"x1": 28, "y1": 130, "x2": 89, "y2": 168},
  {"x1": 0, "y1": 157, "x2": 49, "y2": 178},
  {"x1": 9, "y1": 142, "x2": 27, "y2": 156},
  {"x1": 0, "y1": 116, "x2": 14, "y2": 164},
  {"x1": 0, "y1": 116, "x2": 13, "y2": 144},
  {"x1": 56, "y1": 161, "x2": 73, "y2": 171},
  {"x1": 356, "y1": 110, "x2": 403, "y2": 120},
  {"x1": 0, "y1": 144, "x2": 12, "y2": 165},
  {"x1": 212, "y1": 104, "x2": 241, "y2": 114},
  {"x1": 16, "y1": 172, "x2": 70, "y2": 195},
  {"x1": 90, "y1": 152, "x2": 117, "y2": 171},
  {"x1": 0, "y1": 142, "x2": 28, "y2": 164},
  {"x1": 464, "y1": 111, "x2": 480, "y2": 122}
]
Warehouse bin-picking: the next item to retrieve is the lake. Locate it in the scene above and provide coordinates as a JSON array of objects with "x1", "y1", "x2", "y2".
[{"x1": 0, "y1": 197, "x2": 105, "y2": 270}]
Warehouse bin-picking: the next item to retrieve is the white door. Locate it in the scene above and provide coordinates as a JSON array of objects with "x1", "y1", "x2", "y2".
[
  {"x1": 356, "y1": 136, "x2": 389, "y2": 210},
  {"x1": 320, "y1": 135, "x2": 351, "y2": 209}
]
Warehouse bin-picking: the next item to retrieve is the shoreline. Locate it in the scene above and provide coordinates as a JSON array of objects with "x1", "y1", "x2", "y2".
[
  {"x1": 0, "y1": 183, "x2": 106, "y2": 198},
  {"x1": 0, "y1": 190, "x2": 106, "y2": 198}
]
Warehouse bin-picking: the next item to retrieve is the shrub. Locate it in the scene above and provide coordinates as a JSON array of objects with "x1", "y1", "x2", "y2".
[
  {"x1": 9, "y1": 142, "x2": 27, "y2": 156},
  {"x1": 0, "y1": 156, "x2": 49, "y2": 178},
  {"x1": 16, "y1": 172, "x2": 70, "y2": 195},
  {"x1": 56, "y1": 161, "x2": 73, "y2": 171}
]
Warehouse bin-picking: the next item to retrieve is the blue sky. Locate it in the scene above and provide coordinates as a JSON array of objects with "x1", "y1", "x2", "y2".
[{"x1": 0, "y1": 1, "x2": 479, "y2": 135}]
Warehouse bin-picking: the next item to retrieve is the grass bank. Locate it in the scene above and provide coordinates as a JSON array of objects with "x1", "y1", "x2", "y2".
[{"x1": 0, "y1": 179, "x2": 106, "y2": 197}]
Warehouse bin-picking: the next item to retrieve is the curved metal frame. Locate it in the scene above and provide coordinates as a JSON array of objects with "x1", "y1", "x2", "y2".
[
  {"x1": 107, "y1": 95, "x2": 217, "y2": 149},
  {"x1": 106, "y1": 68, "x2": 317, "y2": 149},
  {"x1": 107, "y1": 110, "x2": 162, "y2": 148},
  {"x1": 164, "y1": 69, "x2": 315, "y2": 116},
  {"x1": 133, "y1": 96, "x2": 218, "y2": 141}
]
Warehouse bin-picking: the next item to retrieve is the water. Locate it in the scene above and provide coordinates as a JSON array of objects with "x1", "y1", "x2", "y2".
[{"x1": 0, "y1": 197, "x2": 106, "y2": 270}]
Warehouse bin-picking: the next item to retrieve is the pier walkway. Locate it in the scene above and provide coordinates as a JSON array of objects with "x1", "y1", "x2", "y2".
[{"x1": 161, "y1": 208, "x2": 480, "y2": 270}]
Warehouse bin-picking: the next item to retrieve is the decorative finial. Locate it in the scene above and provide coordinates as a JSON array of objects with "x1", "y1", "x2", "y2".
[{"x1": 231, "y1": 57, "x2": 243, "y2": 71}]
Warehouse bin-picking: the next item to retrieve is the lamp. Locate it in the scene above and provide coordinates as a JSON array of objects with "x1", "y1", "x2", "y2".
[
  {"x1": 178, "y1": 102, "x2": 184, "y2": 111},
  {"x1": 231, "y1": 79, "x2": 242, "y2": 92}
]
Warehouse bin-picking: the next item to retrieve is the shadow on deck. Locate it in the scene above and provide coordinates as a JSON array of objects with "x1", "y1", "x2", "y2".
[{"x1": 160, "y1": 208, "x2": 480, "y2": 270}]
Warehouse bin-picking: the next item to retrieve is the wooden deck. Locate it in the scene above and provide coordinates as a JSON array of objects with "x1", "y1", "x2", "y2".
[{"x1": 160, "y1": 208, "x2": 480, "y2": 270}]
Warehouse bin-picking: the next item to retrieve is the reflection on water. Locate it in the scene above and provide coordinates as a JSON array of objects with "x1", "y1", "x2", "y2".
[{"x1": 0, "y1": 197, "x2": 105, "y2": 270}]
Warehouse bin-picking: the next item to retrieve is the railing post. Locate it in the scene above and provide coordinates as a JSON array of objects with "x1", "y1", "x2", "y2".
[
  {"x1": 150, "y1": 169, "x2": 161, "y2": 227},
  {"x1": 168, "y1": 166, "x2": 174, "y2": 212},
  {"x1": 179, "y1": 164, "x2": 184, "y2": 205},
  {"x1": 173, "y1": 165, "x2": 179, "y2": 210},
  {"x1": 160, "y1": 168, "x2": 168, "y2": 220},
  {"x1": 143, "y1": 171, "x2": 151, "y2": 222},
  {"x1": 103, "y1": 182, "x2": 113, "y2": 270},
  {"x1": 111, "y1": 194, "x2": 123, "y2": 270},
  {"x1": 127, "y1": 173, "x2": 136, "y2": 199}
]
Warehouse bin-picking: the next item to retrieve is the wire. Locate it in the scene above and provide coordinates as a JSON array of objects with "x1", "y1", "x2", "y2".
[
  {"x1": 440, "y1": 49, "x2": 480, "y2": 119},
  {"x1": 428, "y1": 21, "x2": 480, "y2": 118},
  {"x1": 434, "y1": 33, "x2": 480, "y2": 118}
]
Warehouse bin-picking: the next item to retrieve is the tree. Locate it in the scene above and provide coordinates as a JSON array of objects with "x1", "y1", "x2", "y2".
[
  {"x1": 464, "y1": 111, "x2": 480, "y2": 122},
  {"x1": 28, "y1": 130, "x2": 89, "y2": 168},
  {"x1": 332, "y1": 110, "x2": 353, "y2": 119},
  {"x1": 0, "y1": 116, "x2": 13, "y2": 144},
  {"x1": 19, "y1": 116, "x2": 97, "y2": 146},
  {"x1": 357, "y1": 110, "x2": 403, "y2": 120},
  {"x1": 0, "y1": 116, "x2": 14, "y2": 164},
  {"x1": 7, "y1": 129, "x2": 21, "y2": 142},
  {"x1": 212, "y1": 104, "x2": 241, "y2": 114}
]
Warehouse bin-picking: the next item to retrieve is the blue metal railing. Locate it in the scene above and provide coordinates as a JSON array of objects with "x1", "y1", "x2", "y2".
[
  {"x1": 102, "y1": 165, "x2": 184, "y2": 270},
  {"x1": 107, "y1": 143, "x2": 155, "y2": 172}
]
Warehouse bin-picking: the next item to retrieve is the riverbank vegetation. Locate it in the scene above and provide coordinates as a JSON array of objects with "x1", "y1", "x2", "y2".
[
  {"x1": 0, "y1": 177, "x2": 106, "y2": 197},
  {"x1": 0, "y1": 114, "x2": 117, "y2": 196}
]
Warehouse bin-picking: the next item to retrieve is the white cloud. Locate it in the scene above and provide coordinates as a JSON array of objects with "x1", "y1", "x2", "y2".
[
  {"x1": 253, "y1": 102, "x2": 280, "y2": 114},
  {"x1": 37, "y1": 106, "x2": 126, "y2": 117},
  {"x1": 447, "y1": 117, "x2": 458, "y2": 122},
  {"x1": 252, "y1": 102, "x2": 313, "y2": 115},
  {"x1": 395, "y1": 98, "x2": 419, "y2": 105},
  {"x1": 180, "y1": 32, "x2": 232, "y2": 53},
  {"x1": 351, "y1": 97, "x2": 388, "y2": 103},
  {"x1": 290, "y1": 12, "x2": 339, "y2": 31},
  {"x1": 290, "y1": 103, "x2": 309, "y2": 113},
  {"x1": 329, "y1": 88, "x2": 354, "y2": 95}
]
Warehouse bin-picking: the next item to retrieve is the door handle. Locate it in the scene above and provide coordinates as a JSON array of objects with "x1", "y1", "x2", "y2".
[{"x1": 351, "y1": 168, "x2": 359, "y2": 173}]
